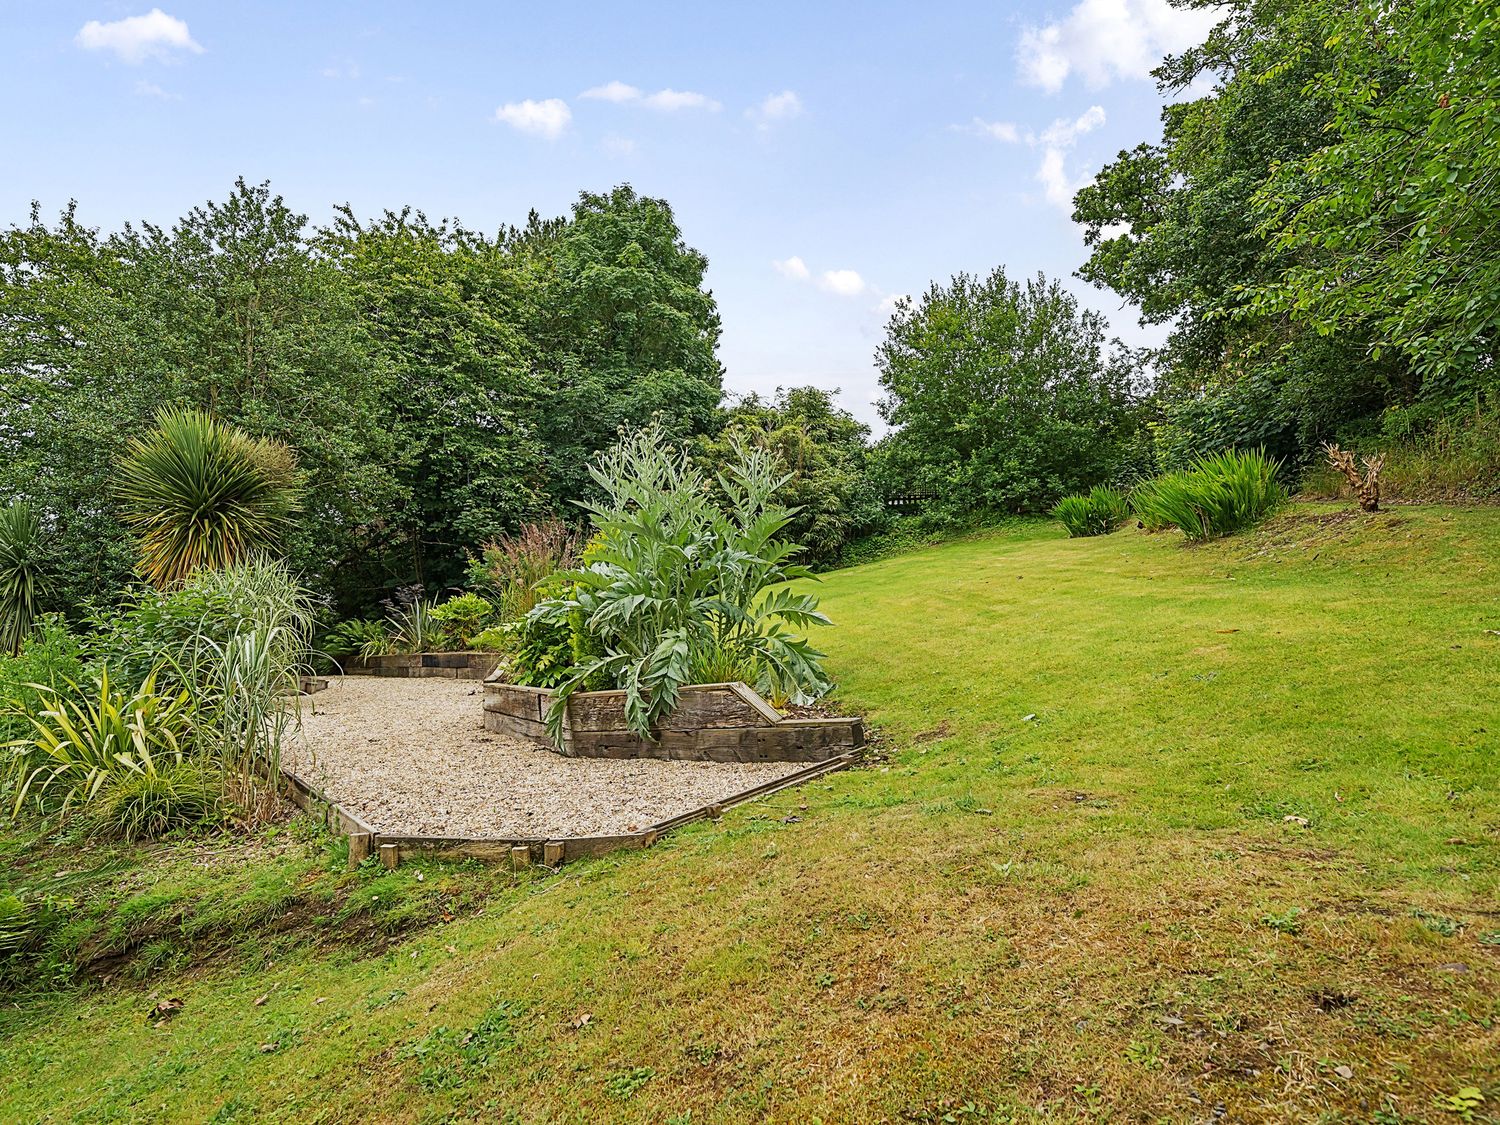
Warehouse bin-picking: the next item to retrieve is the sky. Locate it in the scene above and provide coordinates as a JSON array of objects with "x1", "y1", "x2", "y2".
[{"x1": 0, "y1": 1, "x2": 1219, "y2": 430}]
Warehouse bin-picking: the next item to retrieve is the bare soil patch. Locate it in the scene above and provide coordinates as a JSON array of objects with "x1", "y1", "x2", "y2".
[{"x1": 286, "y1": 677, "x2": 804, "y2": 839}]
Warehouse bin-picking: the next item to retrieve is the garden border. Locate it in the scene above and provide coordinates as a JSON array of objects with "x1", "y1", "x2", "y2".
[
  {"x1": 344, "y1": 652, "x2": 499, "y2": 680},
  {"x1": 280, "y1": 744, "x2": 864, "y2": 870}
]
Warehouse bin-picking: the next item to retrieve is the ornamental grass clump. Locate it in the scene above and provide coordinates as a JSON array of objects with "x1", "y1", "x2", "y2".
[
  {"x1": 1052, "y1": 486, "x2": 1131, "y2": 537},
  {"x1": 1132, "y1": 449, "x2": 1287, "y2": 541},
  {"x1": 527, "y1": 424, "x2": 832, "y2": 741}
]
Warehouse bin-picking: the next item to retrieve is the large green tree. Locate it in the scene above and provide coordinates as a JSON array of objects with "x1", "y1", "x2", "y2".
[
  {"x1": 697, "y1": 387, "x2": 885, "y2": 568},
  {"x1": 518, "y1": 186, "x2": 724, "y2": 502},
  {"x1": 876, "y1": 269, "x2": 1137, "y2": 514},
  {"x1": 1248, "y1": 0, "x2": 1500, "y2": 403},
  {"x1": 319, "y1": 208, "x2": 546, "y2": 596},
  {"x1": 1076, "y1": 0, "x2": 1498, "y2": 462}
]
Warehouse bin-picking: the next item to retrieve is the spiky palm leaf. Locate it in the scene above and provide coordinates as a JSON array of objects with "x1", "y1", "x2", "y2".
[
  {"x1": 115, "y1": 409, "x2": 301, "y2": 587},
  {"x1": 0, "y1": 500, "x2": 42, "y2": 656}
]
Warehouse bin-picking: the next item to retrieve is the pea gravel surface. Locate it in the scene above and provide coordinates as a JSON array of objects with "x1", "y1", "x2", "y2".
[{"x1": 285, "y1": 676, "x2": 804, "y2": 839}]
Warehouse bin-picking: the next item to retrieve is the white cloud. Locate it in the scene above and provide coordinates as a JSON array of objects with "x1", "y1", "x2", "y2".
[
  {"x1": 76, "y1": 8, "x2": 202, "y2": 64},
  {"x1": 1034, "y1": 106, "x2": 1107, "y2": 210},
  {"x1": 875, "y1": 294, "x2": 907, "y2": 317},
  {"x1": 580, "y1": 81, "x2": 720, "y2": 111},
  {"x1": 1039, "y1": 104, "x2": 1107, "y2": 148},
  {"x1": 133, "y1": 79, "x2": 177, "y2": 99},
  {"x1": 772, "y1": 256, "x2": 810, "y2": 281},
  {"x1": 966, "y1": 118, "x2": 1020, "y2": 143},
  {"x1": 320, "y1": 60, "x2": 361, "y2": 80},
  {"x1": 601, "y1": 134, "x2": 637, "y2": 156},
  {"x1": 642, "y1": 88, "x2": 720, "y2": 111},
  {"x1": 774, "y1": 257, "x2": 871, "y2": 298},
  {"x1": 747, "y1": 90, "x2": 803, "y2": 129},
  {"x1": 1017, "y1": 0, "x2": 1221, "y2": 93},
  {"x1": 819, "y1": 269, "x2": 867, "y2": 297},
  {"x1": 493, "y1": 98, "x2": 571, "y2": 138},
  {"x1": 581, "y1": 80, "x2": 641, "y2": 103}
]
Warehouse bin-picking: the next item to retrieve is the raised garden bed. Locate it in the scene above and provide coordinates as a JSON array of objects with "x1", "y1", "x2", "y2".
[
  {"x1": 344, "y1": 651, "x2": 499, "y2": 680},
  {"x1": 484, "y1": 680, "x2": 863, "y2": 762}
]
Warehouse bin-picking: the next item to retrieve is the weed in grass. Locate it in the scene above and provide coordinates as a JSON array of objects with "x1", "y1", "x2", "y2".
[
  {"x1": 603, "y1": 1066, "x2": 654, "y2": 1100},
  {"x1": 1262, "y1": 907, "x2": 1305, "y2": 934},
  {"x1": 1411, "y1": 908, "x2": 1463, "y2": 937}
]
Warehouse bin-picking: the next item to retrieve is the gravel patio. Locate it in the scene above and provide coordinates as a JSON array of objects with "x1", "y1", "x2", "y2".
[{"x1": 285, "y1": 676, "x2": 804, "y2": 839}]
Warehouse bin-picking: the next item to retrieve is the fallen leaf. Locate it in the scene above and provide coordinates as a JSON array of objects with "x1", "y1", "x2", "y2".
[
  {"x1": 414, "y1": 871, "x2": 424, "y2": 882},
  {"x1": 1215, "y1": 628, "x2": 1240, "y2": 634},
  {"x1": 253, "y1": 994, "x2": 269, "y2": 1007},
  {"x1": 259, "y1": 1042, "x2": 278, "y2": 1054},
  {"x1": 147, "y1": 997, "x2": 184, "y2": 1024},
  {"x1": 573, "y1": 1012, "x2": 593, "y2": 1030},
  {"x1": 1283, "y1": 815, "x2": 1310, "y2": 827},
  {"x1": 1022, "y1": 714, "x2": 1037, "y2": 722},
  {"x1": 1334, "y1": 1064, "x2": 1353, "y2": 1079},
  {"x1": 314, "y1": 996, "x2": 329, "y2": 1005}
]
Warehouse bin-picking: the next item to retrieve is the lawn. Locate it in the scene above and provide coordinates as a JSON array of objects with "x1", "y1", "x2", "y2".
[{"x1": 2, "y1": 504, "x2": 1496, "y2": 1123}]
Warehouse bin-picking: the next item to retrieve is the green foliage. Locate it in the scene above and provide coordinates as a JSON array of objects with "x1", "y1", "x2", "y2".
[
  {"x1": 81, "y1": 758, "x2": 220, "y2": 843},
  {"x1": 531, "y1": 426, "x2": 831, "y2": 739},
  {"x1": 5, "y1": 668, "x2": 195, "y2": 820},
  {"x1": 1052, "y1": 488, "x2": 1131, "y2": 538},
  {"x1": 876, "y1": 268, "x2": 1140, "y2": 516},
  {"x1": 696, "y1": 387, "x2": 887, "y2": 569},
  {"x1": 82, "y1": 559, "x2": 315, "y2": 824},
  {"x1": 468, "y1": 626, "x2": 514, "y2": 655},
  {"x1": 430, "y1": 593, "x2": 495, "y2": 649},
  {"x1": 1248, "y1": 0, "x2": 1500, "y2": 400},
  {"x1": 322, "y1": 618, "x2": 394, "y2": 660},
  {"x1": 1, "y1": 180, "x2": 722, "y2": 620},
  {"x1": 0, "y1": 501, "x2": 42, "y2": 656},
  {"x1": 115, "y1": 408, "x2": 301, "y2": 588},
  {"x1": 466, "y1": 520, "x2": 585, "y2": 621},
  {"x1": 386, "y1": 594, "x2": 442, "y2": 655},
  {"x1": 1131, "y1": 449, "x2": 1287, "y2": 541},
  {"x1": 0, "y1": 617, "x2": 84, "y2": 749}
]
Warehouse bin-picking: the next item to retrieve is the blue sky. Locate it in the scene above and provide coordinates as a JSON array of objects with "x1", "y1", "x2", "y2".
[{"x1": 1, "y1": 1, "x2": 1217, "y2": 428}]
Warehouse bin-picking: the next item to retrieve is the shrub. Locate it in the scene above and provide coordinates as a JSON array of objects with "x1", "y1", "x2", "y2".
[
  {"x1": 84, "y1": 559, "x2": 315, "y2": 824},
  {"x1": 469, "y1": 626, "x2": 514, "y2": 654},
  {"x1": 0, "y1": 500, "x2": 42, "y2": 656},
  {"x1": 466, "y1": 520, "x2": 584, "y2": 621},
  {"x1": 388, "y1": 596, "x2": 441, "y2": 654},
  {"x1": 529, "y1": 426, "x2": 831, "y2": 740},
  {"x1": 1052, "y1": 487, "x2": 1131, "y2": 537},
  {"x1": 322, "y1": 618, "x2": 393, "y2": 660},
  {"x1": 115, "y1": 408, "x2": 301, "y2": 587},
  {"x1": 82, "y1": 758, "x2": 220, "y2": 842},
  {"x1": 430, "y1": 593, "x2": 495, "y2": 649},
  {"x1": 1132, "y1": 449, "x2": 1287, "y2": 541},
  {"x1": 6, "y1": 668, "x2": 196, "y2": 819},
  {"x1": 0, "y1": 617, "x2": 85, "y2": 749}
]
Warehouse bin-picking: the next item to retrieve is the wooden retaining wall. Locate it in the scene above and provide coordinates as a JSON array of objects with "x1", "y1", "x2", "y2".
[
  {"x1": 483, "y1": 680, "x2": 863, "y2": 763},
  {"x1": 344, "y1": 652, "x2": 500, "y2": 680},
  {"x1": 282, "y1": 747, "x2": 863, "y2": 870}
]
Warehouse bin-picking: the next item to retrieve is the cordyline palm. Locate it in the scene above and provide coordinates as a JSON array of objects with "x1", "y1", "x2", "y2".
[
  {"x1": 115, "y1": 408, "x2": 301, "y2": 587},
  {"x1": 0, "y1": 499, "x2": 42, "y2": 655}
]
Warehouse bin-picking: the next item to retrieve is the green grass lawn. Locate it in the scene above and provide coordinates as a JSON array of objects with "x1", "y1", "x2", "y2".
[{"x1": 2, "y1": 504, "x2": 1496, "y2": 1123}]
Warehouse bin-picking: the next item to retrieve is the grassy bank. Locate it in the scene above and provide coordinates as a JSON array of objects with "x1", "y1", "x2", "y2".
[{"x1": 2, "y1": 504, "x2": 1496, "y2": 1123}]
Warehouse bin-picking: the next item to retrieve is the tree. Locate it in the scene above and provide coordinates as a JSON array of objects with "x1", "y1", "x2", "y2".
[
  {"x1": 518, "y1": 186, "x2": 724, "y2": 502},
  {"x1": 876, "y1": 269, "x2": 1136, "y2": 514},
  {"x1": 1072, "y1": 0, "x2": 1397, "y2": 463},
  {"x1": 319, "y1": 207, "x2": 547, "y2": 596},
  {"x1": 697, "y1": 387, "x2": 884, "y2": 568},
  {"x1": 1248, "y1": 0, "x2": 1500, "y2": 404}
]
